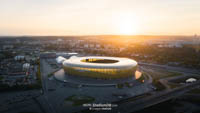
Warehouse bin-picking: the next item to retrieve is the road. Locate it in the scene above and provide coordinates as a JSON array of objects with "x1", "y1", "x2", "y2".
[
  {"x1": 39, "y1": 59, "x2": 57, "y2": 113},
  {"x1": 138, "y1": 66, "x2": 153, "y2": 84},
  {"x1": 138, "y1": 62, "x2": 200, "y2": 75},
  {"x1": 110, "y1": 80, "x2": 200, "y2": 113}
]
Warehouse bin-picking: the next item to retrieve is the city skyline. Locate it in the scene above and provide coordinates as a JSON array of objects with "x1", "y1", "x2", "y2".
[{"x1": 0, "y1": 0, "x2": 200, "y2": 36}]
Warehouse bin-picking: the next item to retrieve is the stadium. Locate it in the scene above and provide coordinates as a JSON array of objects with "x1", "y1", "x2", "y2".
[{"x1": 62, "y1": 56, "x2": 138, "y2": 79}]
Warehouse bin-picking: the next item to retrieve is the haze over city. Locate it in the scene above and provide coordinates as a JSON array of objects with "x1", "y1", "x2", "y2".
[
  {"x1": 1, "y1": 1, "x2": 200, "y2": 113},
  {"x1": 0, "y1": 0, "x2": 200, "y2": 36}
]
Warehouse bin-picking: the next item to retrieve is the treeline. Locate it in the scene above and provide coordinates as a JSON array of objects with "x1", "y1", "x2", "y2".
[{"x1": 115, "y1": 45, "x2": 200, "y2": 69}]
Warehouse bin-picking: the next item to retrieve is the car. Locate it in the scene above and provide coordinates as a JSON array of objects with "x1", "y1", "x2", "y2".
[{"x1": 150, "y1": 86, "x2": 157, "y2": 90}]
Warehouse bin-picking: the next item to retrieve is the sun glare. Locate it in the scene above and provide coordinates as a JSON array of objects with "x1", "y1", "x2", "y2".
[{"x1": 113, "y1": 13, "x2": 139, "y2": 35}]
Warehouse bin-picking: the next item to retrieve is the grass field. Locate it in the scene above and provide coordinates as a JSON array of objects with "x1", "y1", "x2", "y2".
[{"x1": 65, "y1": 95, "x2": 95, "y2": 106}]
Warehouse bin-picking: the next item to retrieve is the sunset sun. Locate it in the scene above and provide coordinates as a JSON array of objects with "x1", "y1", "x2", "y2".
[{"x1": 113, "y1": 13, "x2": 139, "y2": 35}]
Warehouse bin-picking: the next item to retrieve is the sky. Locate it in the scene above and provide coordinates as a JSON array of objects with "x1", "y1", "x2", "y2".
[{"x1": 0, "y1": 0, "x2": 200, "y2": 36}]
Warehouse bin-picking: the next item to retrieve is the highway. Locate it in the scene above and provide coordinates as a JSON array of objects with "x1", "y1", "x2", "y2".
[
  {"x1": 111, "y1": 80, "x2": 200, "y2": 113},
  {"x1": 108, "y1": 63, "x2": 200, "y2": 113}
]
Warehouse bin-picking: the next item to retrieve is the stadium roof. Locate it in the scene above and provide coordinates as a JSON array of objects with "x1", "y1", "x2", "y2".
[{"x1": 63, "y1": 56, "x2": 137, "y2": 69}]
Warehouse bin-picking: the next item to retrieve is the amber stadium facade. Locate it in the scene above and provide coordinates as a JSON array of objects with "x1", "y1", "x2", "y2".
[{"x1": 62, "y1": 56, "x2": 138, "y2": 79}]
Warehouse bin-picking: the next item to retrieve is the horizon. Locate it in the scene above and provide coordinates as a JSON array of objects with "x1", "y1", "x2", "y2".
[
  {"x1": 0, "y1": 0, "x2": 200, "y2": 36},
  {"x1": 0, "y1": 34, "x2": 197, "y2": 37}
]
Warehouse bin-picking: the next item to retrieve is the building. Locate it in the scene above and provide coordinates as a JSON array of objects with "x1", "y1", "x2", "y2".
[
  {"x1": 40, "y1": 52, "x2": 56, "y2": 58},
  {"x1": 56, "y1": 52, "x2": 78, "y2": 58},
  {"x1": 3, "y1": 45, "x2": 13, "y2": 50},
  {"x1": 186, "y1": 78, "x2": 197, "y2": 83},
  {"x1": 63, "y1": 56, "x2": 138, "y2": 79},
  {"x1": 56, "y1": 56, "x2": 67, "y2": 64}
]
